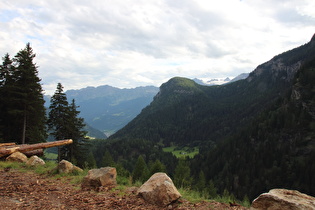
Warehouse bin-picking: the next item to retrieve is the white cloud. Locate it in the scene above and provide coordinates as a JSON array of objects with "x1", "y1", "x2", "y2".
[{"x1": 0, "y1": 0, "x2": 314, "y2": 95}]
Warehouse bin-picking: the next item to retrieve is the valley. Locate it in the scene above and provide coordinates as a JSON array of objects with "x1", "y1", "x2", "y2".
[{"x1": 2, "y1": 34, "x2": 315, "y2": 204}]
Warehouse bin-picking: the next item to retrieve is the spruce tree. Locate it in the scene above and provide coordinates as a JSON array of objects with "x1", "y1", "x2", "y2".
[
  {"x1": 101, "y1": 149, "x2": 115, "y2": 167},
  {"x1": 195, "y1": 170, "x2": 206, "y2": 192},
  {"x1": 174, "y1": 159, "x2": 192, "y2": 188},
  {"x1": 48, "y1": 83, "x2": 89, "y2": 167},
  {"x1": 149, "y1": 159, "x2": 166, "y2": 175},
  {"x1": 0, "y1": 44, "x2": 47, "y2": 144},
  {"x1": 0, "y1": 53, "x2": 14, "y2": 141},
  {"x1": 208, "y1": 179, "x2": 218, "y2": 198},
  {"x1": 48, "y1": 83, "x2": 69, "y2": 140},
  {"x1": 67, "y1": 99, "x2": 88, "y2": 166},
  {"x1": 132, "y1": 155, "x2": 149, "y2": 183},
  {"x1": 48, "y1": 83, "x2": 70, "y2": 160}
]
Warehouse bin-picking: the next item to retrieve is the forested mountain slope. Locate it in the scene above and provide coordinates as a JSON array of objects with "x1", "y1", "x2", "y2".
[
  {"x1": 192, "y1": 42, "x2": 315, "y2": 200},
  {"x1": 111, "y1": 36, "x2": 315, "y2": 147},
  {"x1": 110, "y1": 35, "x2": 315, "y2": 200}
]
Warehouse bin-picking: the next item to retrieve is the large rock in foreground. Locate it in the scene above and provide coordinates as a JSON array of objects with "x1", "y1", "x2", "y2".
[
  {"x1": 137, "y1": 172, "x2": 181, "y2": 206},
  {"x1": 81, "y1": 167, "x2": 117, "y2": 190},
  {"x1": 6, "y1": 152, "x2": 28, "y2": 163},
  {"x1": 251, "y1": 189, "x2": 315, "y2": 210},
  {"x1": 58, "y1": 160, "x2": 83, "y2": 174},
  {"x1": 26, "y1": 155, "x2": 45, "y2": 166}
]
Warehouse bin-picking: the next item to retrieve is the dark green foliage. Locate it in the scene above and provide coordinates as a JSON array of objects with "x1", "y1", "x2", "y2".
[
  {"x1": 109, "y1": 38, "x2": 315, "y2": 200},
  {"x1": 195, "y1": 170, "x2": 206, "y2": 192},
  {"x1": 84, "y1": 151, "x2": 97, "y2": 169},
  {"x1": 85, "y1": 124, "x2": 107, "y2": 139},
  {"x1": 194, "y1": 54, "x2": 315, "y2": 200},
  {"x1": 111, "y1": 70, "x2": 293, "y2": 147},
  {"x1": 0, "y1": 53, "x2": 14, "y2": 142},
  {"x1": 174, "y1": 159, "x2": 192, "y2": 188},
  {"x1": 48, "y1": 83, "x2": 90, "y2": 168},
  {"x1": 149, "y1": 159, "x2": 166, "y2": 175},
  {"x1": 111, "y1": 39, "x2": 315, "y2": 148},
  {"x1": 91, "y1": 138, "x2": 177, "y2": 177},
  {"x1": 0, "y1": 44, "x2": 47, "y2": 144},
  {"x1": 101, "y1": 149, "x2": 115, "y2": 167},
  {"x1": 48, "y1": 83, "x2": 69, "y2": 140},
  {"x1": 132, "y1": 155, "x2": 149, "y2": 183},
  {"x1": 67, "y1": 99, "x2": 90, "y2": 168},
  {"x1": 208, "y1": 180, "x2": 218, "y2": 198}
]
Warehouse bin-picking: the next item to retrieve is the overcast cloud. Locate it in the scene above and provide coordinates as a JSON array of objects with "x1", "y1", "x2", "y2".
[{"x1": 0, "y1": 0, "x2": 314, "y2": 94}]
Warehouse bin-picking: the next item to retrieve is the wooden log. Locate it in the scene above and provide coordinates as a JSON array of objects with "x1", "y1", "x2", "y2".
[
  {"x1": 0, "y1": 143, "x2": 16, "y2": 147},
  {"x1": 0, "y1": 139, "x2": 73, "y2": 158},
  {"x1": 24, "y1": 149, "x2": 44, "y2": 157}
]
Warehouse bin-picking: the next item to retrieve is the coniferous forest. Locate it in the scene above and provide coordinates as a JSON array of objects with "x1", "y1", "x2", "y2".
[
  {"x1": 110, "y1": 35, "x2": 315, "y2": 200},
  {"x1": 1, "y1": 36, "x2": 315, "y2": 202},
  {"x1": 0, "y1": 44, "x2": 93, "y2": 168}
]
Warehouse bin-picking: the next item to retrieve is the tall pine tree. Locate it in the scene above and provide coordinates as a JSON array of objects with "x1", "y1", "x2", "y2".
[
  {"x1": 132, "y1": 155, "x2": 149, "y2": 183},
  {"x1": 67, "y1": 99, "x2": 89, "y2": 167},
  {"x1": 48, "y1": 83, "x2": 90, "y2": 167},
  {"x1": 48, "y1": 83, "x2": 69, "y2": 140},
  {"x1": 48, "y1": 83, "x2": 70, "y2": 161},
  {"x1": 0, "y1": 53, "x2": 15, "y2": 142},
  {"x1": 174, "y1": 159, "x2": 192, "y2": 188},
  {"x1": 0, "y1": 44, "x2": 46, "y2": 144}
]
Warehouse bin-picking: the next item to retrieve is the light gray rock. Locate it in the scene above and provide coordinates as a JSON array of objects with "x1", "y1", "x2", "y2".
[
  {"x1": 81, "y1": 167, "x2": 117, "y2": 190},
  {"x1": 26, "y1": 155, "x2": 45, "y2": 166},
  {"x1": 6, "y1": 152, "x2": 28, "y2": 163},
  {"x1": 58, "y1": 159, "x2": 83, "y2": 174},
  {"x1": 251, "y1": 189, "x2": 315, "y2": 210},
  {"x1": 137, "y1": 172, "x2": 181, "y2": 206}
]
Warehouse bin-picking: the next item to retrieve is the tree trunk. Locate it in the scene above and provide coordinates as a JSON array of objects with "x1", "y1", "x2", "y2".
[
  {"x1": 24, "y1": 149, "x2": 44, "y2": 157},
  {"x1": 0, "y1": 143, "x2": 16, "y2": 147},
  {"x1": 22, "y1": 106, "x2": 26, "y2": 144},
  {"x1": 0, "y1": 139, "x2": 73, "y2": 158}
]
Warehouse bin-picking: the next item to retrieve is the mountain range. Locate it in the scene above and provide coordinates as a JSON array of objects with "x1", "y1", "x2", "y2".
[
  {"x1": 65, "y1": 85, "x2": 159, "y2": 137},
  {"x1": 45, "y1": 75, "x2": 248, "y2": 138},
  {"x1": 110, "y1": 34, "x2": 315, "y2": 199}
]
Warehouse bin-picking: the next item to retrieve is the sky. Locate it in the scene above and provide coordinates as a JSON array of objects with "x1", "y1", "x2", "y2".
[{"x1": 0, "y1": 0, "x2": 314, "y2": 95}]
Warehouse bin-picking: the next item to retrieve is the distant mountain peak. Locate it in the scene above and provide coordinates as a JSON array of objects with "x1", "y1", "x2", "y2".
[
  {"x1": 224, "y1": 77, "x2": 231, "y2": 82},
  {"x1": 193, "y1": 74, "x2": 247, "y2": 86}
]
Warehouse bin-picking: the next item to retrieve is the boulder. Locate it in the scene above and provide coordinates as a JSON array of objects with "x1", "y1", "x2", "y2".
[
  {"x1": 81, "y1": 167, "x2": 117, "y2": 190},
  {"x1": 26, "y1": 155, "x2": 45, "y2": 166},
  {"x1": 251, "y1": 189, "x2": 315, "y2": 210},
  {"x1": 137, "y1": 172, "x2": 181, "y2": 206},
  {"x1": 6, "y1": 152, "x2": 28, "y2": 163},
  {"x1": 58, "y1": 160, "x2": 83, "y2": 174}
]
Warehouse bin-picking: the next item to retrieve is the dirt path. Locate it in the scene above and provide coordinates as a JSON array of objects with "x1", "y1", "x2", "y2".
[{"x1": 0, "y1": 168, "x2": 247, "y2": 209}]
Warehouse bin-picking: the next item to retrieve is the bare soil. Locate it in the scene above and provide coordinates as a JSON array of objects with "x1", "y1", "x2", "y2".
[{"x1": 0, "y1": 168, "x2": 247, "y2": 209}]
